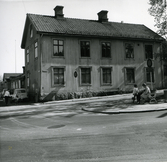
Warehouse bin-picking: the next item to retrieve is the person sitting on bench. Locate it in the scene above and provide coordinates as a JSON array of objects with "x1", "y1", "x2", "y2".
[{"x1": 140, "y1": 83, "x2": 151, "y2": 102}]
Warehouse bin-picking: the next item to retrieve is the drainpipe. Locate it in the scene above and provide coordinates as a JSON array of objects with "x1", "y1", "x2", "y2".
[{"x1": 160, "y1": 42, "x2": 164, "y2": 88}]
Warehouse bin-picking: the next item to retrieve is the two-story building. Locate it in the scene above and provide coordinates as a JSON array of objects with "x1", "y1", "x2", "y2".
[{"x1": 21, "y1": 6, "x2": 165, "y2": 101}]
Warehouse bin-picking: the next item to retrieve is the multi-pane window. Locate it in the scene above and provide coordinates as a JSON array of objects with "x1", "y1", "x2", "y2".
[
  {"x1": 81, "y1": 68, "x2": 91, "y2": 84},
  {"x1": 30, "y1": 25, "x2": 33, "y2": 38},
  {"x1": 53, "y1": 40, "x2": 64, "y2": 56},
  {"x1": 145, "y1": 45, "x2": 153, "y2": 59},
  {"x1": 102, "y1": 42, "x2": 111, "y2": 58},
  {"x1": 164, "y1": 65, "x2": 167, "y2": 76},
  {"x1": 146, "y1": 67, "x2": 154, "y2": 82},
  {"x1": 125, "y1": 68, "x2": 135, "y2": 84},
  {"x1": 35, "y1": 41, "x2": 38, "y2": 58},
  {"x1": 125, "y1": 43, "x2": 134, "y2": 58},
  {"x1": 53, "y1": 68, "x2": 64, "y2": 85},
  {"x1": 102, "y1": 68, "x2": 112, "y2": 84},
  {"x1": 26, "y1": 48, "x2": 29, "y2": 63},
  {"x1": 27, "y1": 73, "x2": 29, "y2": 87},
  {"x1": 80, "y1": 41, "x2": 90, "y2": 57}
]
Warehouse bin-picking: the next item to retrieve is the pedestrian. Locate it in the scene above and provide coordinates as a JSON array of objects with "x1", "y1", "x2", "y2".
[
  {"x1": 4, "y1": 89, "x2": 10, "y2": 105},
  {"x1": 132, "y1": 84, "x2": 139, "y2": 103},
  {"x1": 141, "y1": 83, "x2": 151, "y2": 102}
]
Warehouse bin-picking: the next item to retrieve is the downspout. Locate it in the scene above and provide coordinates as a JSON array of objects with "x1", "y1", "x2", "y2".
[
  {"x1": 40, "y1": 34, "x2": 43, "y2": 99},
  {"x1": 160, "y1": 42, "x2": 164, "y2": 88}
]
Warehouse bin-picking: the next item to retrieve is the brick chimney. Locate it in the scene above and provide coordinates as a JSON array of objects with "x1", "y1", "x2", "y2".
[
  {"x1": 97, "y1": 10, "x2": 108, "y2": 22},
  {"x1": 54, "y1": 6, "x2": 64, "y2": 18}
]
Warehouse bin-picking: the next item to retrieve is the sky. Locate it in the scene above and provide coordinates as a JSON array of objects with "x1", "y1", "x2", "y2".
[{"x1": 0, "y1": 0, "x2": 156, "y2": 80}]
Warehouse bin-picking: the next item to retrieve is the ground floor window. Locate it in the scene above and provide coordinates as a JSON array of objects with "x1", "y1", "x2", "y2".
[
  {"x1": 52, "y1": 67, "x2": 65, "y2": 86},
  {"x1": 27, "y1": 73, "x2": 29, "y2": 87},
  {"x1": 80, "y1": 67, "x2": 91, "y2": 85},
  {"x1": 146, "y1": 67, "x2": 154, "y2": 83},
  {"x1": 101, "y1": 67, "x2": 112, "y2": 85},
  {"x1": 164, "y1": 65, "x2": 167, "y2": 76},
  {"x1": 125, "y1": 67, "x2": 135, "y2": 84}
]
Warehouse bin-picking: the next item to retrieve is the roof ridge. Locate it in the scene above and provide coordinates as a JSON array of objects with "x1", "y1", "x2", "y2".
[{"x1": 28, "y1": 13, "x2": 145, "y2": 26}]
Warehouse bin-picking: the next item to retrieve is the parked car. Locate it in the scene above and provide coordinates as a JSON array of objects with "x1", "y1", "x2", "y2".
[
  {"x1": 0, "y1": 89, "x2": 6, "y2": 99},
  {"x1": 11, "y1": 88, "x2": 28, "y2": 102}
]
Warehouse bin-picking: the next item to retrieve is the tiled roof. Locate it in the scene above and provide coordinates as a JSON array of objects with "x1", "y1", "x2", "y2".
[{"x1": 21, "y1": 14, "x2": 164, "y2": 48}]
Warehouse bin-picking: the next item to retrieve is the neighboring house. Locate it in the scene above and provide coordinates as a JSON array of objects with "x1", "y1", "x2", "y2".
[
  {"x1": 3, "y1": 73, "x2": 22, "y2": 90},
  {"x1": 3, "y1": 67, "x2": 25, "y2": 93},
  {"x1": 21, "y1": 6, "x2": 165, "y2": 101}
]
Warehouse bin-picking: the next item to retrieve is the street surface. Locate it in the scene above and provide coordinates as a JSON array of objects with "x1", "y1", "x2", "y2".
[{"x1": 0, "y1": 100, "x2": 167, "y2": 162}]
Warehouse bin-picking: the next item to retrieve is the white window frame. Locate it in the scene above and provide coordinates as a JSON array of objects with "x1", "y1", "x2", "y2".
[
  {"x1": 100, "y1": 67, "x2": 112, "y2": 86},
  {"x1": 52, "y1": 66, "x2": 66, "y2": 87}
]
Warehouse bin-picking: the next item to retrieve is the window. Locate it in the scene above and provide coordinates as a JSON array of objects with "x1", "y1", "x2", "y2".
[
  {"x1": 27, "y1": 73, "x2": 29, "y2": 87},
  {"x1": 145, "y1": 45, "x2": 153, "y2": 59},
  {"x1": 26, "y1": 48, "x2": 29, "y2": 63},
  {"x1": 35, "y1": 41, "x2": 38, "y2": 58},
  {"x1": 101, "y1": 68, "x2": 112, "y2": 85},
  {"x1": 164, "y1": 65, "x2": 167, "y2": 76},
  {"x1": 53, "y1": 40, "x2": 64, "y2": 56},
  {"x1": 125, "y1": 43, "x2": 134, "y2": 58},
  {"x1": 146, "y1": 67, "x2": 154, "y2": 83},
  {"x1": 80, "y1": 41, "x2": 90, "y2": 57},
  {"x1": 53, "y1": 67, "x2": 65, "y2": 85},
  {"x1": 125, "y1": 68, "x2": 135, "y2": 84},
  {"x1": 81, "y1": 68, "x2": 91, "y2": 84},
  {"x1": 102, "y1": 42, "x2": 111, "y2": 58},
  {"x1": 30, "y1": 25, "x2": 33, "y2": 38}
]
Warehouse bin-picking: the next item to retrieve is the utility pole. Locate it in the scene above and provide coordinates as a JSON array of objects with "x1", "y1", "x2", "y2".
[{"x1": 15, "y1": 40, "x2": 17, "y2": 73}]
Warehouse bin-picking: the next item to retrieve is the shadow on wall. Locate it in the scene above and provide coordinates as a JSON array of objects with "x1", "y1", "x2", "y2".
[{"x1": 42, "y1": 87, "x2": 61, "y2": 102}]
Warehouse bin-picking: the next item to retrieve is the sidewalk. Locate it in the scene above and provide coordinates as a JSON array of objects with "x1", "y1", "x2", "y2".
[{"x1": 0, "y1": 90, "x2": 166, "y2": 116}]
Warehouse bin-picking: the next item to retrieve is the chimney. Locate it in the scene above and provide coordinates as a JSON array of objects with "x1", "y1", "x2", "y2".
[
  {"x1": 97, "y1": 10, "x2": 108, "y2": 22},
  {"x1": 54, "y1": 6, "x2": 64, "y2": 18},
  {"x1": 22, "y1": 66, "x2": 25, "y2": 74}
]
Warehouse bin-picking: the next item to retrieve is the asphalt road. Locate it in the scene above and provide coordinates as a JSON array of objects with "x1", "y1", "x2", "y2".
[{"x1": 0, "y1": 102, "x2": 167, "y2": 162}]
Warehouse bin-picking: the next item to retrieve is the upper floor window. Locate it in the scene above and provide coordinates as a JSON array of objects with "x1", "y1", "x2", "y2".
[
  {"x1": 101, "y1": 67, "x2": 112, "y2": 85},
  {"x1": 35, "y1": 41, "x2": 38, "y2": 58},
  {"x1": 102, "y1": 42, "x2": 111, "y2": 58},
  {"x1": 125, "y1": 43, "x2": 134, "y2": 58},
  {"x1": 80, "y1": 67, "x2": 91, "y2": 85},
  {"x1": 30, "y1": 25, "x2": 33, "y2": 38},
  {"x1": 80, "y1": 41, "x2": 90, "y2": 57},
  {"x1": 125, "y1": 67, "x2": 135, "y2": 84},
  {"x1": 26, "y1": 48, "x2": 29, "y2": 63},
  {"x1": 52, "y1": 67, "x2": 65, "y2": 85},
  {"x1": 53, "y1": 40, "x2": 64, "y2": 56},
  {"x1": 146, "y1": 67, "x2": 154, "y2": 83},
  {"x1": 145, "y1": 44, "x2": 153, "y2": 59}
]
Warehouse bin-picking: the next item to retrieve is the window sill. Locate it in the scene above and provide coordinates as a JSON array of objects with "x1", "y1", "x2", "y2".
[
  {"x1": 101, "y1": 57, "x2": 112, "y2": 59},
  {"x1": 80, "y1": 83, "x2": 92, "y2": 86},
  {"x1": 52, "y1": 84, "x2": 65, "y2": 87},
  {"x1": 52, "y1": 56, "x2": 65, "y2": 59},
  {"x1": 101, "y1": 83, "x2": 112, "y2": 86},
  {"x1": 79, "y1": 57, "x2": 91, "y2": 59}
]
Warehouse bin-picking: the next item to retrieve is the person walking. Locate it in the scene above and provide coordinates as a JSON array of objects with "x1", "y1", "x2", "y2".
[{"x1": 4, "y1": 90, "x2": 10, "y2": 105}]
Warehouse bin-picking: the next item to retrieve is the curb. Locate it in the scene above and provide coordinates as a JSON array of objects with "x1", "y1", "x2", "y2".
[{"x1": 82, "y1": 105, "x2": 167, "y2": 114}]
